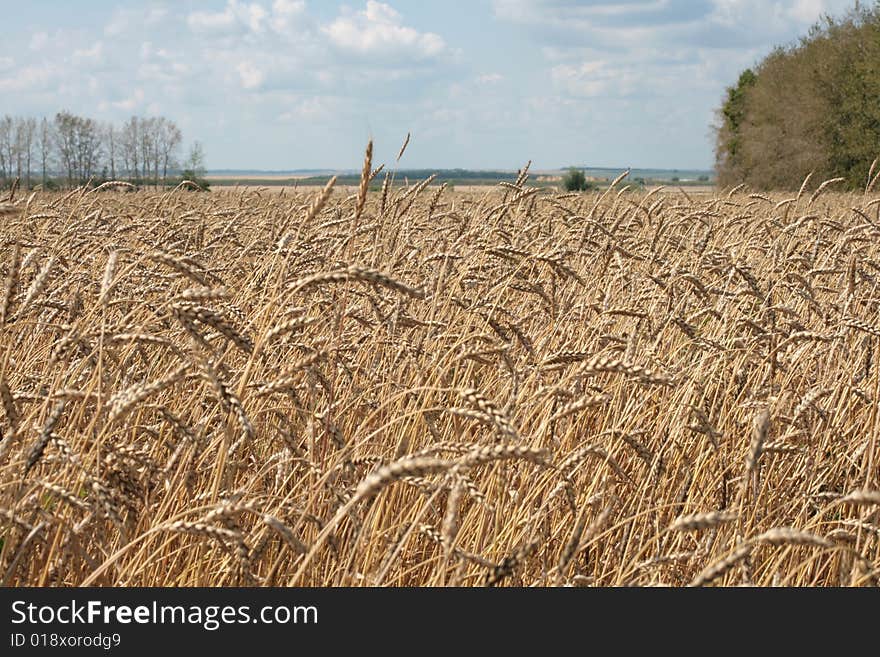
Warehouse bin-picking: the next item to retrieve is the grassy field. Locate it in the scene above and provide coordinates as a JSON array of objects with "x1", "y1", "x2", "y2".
[{"x1": 0, "y1": 169, "x2": 878, "y2": 586}]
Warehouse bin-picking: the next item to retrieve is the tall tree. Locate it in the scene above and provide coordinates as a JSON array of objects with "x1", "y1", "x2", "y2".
[
  {"x1": 139, "y1": 117, "x2": 157, "y2": 186},
  {"x1": 1, "y1": 112, "x2": 189, "y2": 189},
  {"x1": 74, "y1": 116, "x2": 102, "y2": 182},
  {"x1": 184, "y1": 140, "x2": 206, "y2": 178},
  {"x1": 121, "y1": 116, "x2": 140, "y2": 183},
  {"x1": 14, "y1": 118, "x2": 23, "y2": 181},
  {"x1": 39, "y1": 117, "x2": 51, "y2": 187},
  {"x1": 715, "y1": 69, "x2": 757, "y2": 185},
  {"x1": 54, "y1": 111, "x2": 78, "y2": 186},
  {"x1": 20, "y1": 118, "x2": 37, "y2": 189},
  {"x1": 158, "y1": 118, "x2": 182, "y2": 186},
  {"x1": 106, "y1": 123, "x2": 117, "y2": 180},
  {"x1": 0, "y1": 116, "x2": 12, "y2": 186},
  {"x1": 714, "y1": 4, "x2": 880, "y2": 190}
]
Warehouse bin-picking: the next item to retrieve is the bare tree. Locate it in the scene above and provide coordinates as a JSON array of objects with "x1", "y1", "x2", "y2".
[
  {"x1": 75, "y1": 116, "x2": 102, "y2": 182},
  {"x1": 150, "y1": 118, "x2": 161, "y2": 186},
  {"x1": 184, "y1": 140, "x2": 206, "y2": 177},
  {"x1": 14, "y1": 118, "x2": 23, "y2": 182},
  {"x1": 3, "y1": 112, "x2": 189, "y2": 189},
  {"x1": 39, "y1": 117, "x2": 51, "y2": 187},
  {"x1": 106, "y1": 122, "x2": 117, "y2": 180},
  {"x1": 139, "y1": 117, "x2": 152, "y2": 185},
  {"x1": 54, "y1": 111, "x2": 77, "y2": 185},
  {"x1": 158, "y1": 118, "x2": 182, "y2": 186},
  {"x1": 19, "y1": 118, "x2": 37, "y2": 189},
  {"x1": 0, "y1": 115, "x2": 12, "y2": 186},
  {"x1": 120, "y1": 116, "x2": 137, "y2": 182},
  {"x1": 53, "y1": 112, "x2": 102, "y2": 185},
  {"x1": 138, "y1": 117, "x2": 161, "y2": 186}
]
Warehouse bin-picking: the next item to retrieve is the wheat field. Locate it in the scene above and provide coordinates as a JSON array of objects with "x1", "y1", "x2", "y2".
[{"x1": 0, "y1": 158, "x2": 879, "y2": 587}]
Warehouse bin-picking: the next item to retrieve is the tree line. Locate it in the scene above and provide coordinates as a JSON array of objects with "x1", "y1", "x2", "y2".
[
  {"x1": 715, "y1": 3, "x2": 880, "y2": 190},
  {"x1": 0, "y1": 112, "x2": 203, "y2": 190}
]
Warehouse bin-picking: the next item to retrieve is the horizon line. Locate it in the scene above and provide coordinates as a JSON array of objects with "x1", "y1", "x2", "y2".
[{"x1": 205, "y1": 165, "x2": 718, "y2": 174}]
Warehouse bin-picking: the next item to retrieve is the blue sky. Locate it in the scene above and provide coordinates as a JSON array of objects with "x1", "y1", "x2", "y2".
[{"x1": 0, "y1": 0, "x2": 860, "y2": 170}]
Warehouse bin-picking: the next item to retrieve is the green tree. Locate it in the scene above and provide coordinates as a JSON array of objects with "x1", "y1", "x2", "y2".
[
  {"x1": 562, "y1": 168, "x2": 590, "y2": 191},
  {"x1": 714, "y1": 4, "x2": 880, "y2": 190},
  {"x1": 715, "y1": 68, "x2": 757, "y2": 185}
]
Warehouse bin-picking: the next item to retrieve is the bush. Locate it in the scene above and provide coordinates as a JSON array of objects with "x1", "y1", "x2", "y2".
[
  {"x1": 177, "y1": 169, "x2": 211, "y2": 191},
  {"x1": 562, "y1": 168, "x2": 590, "y2": 192}
]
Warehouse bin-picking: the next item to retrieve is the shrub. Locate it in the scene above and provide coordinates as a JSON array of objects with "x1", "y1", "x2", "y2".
[
  {"x1": 562, "y1": 168, "x2": 590, "y2": 192},
  {"x1": 177, "y1": 169, "x2": 211, "y2": 191}
]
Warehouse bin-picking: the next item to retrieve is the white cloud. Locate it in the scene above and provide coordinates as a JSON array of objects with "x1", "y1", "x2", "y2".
[
  {"x1": 188, "y1": 5, "x2": 237, "y2": 32},
  {"x1": 271, "y1": 0, "x2": 306, "y2": 32},
  {"x1": 106, "y1": 6, "x2": 169, "y2": 36},
  {"x1": 0, "y1": 57, "x2": 13, "y2": 71},
  {"x1": 0, "y1": 64, "x2": 56, "y2": 93},
  {"x1": 493, "y1": 0, "x2": 708, "y2": 32},
  {"x1": 713, "y1": 0, "x2": 849, "y2": 25},
  {"x1": 188, "y1": 0, "x2": 268, "y2": 34},
  {"x1": 112, "y1": 88, "x2": 145, "y2": 111},
  {"x1": 29, "y1": 31, "x2": 49, "y2": 51},
  {"x1": 323, "y1": 1, "x2": 445, "y2": 59},
  {"x1": 788, "y1": 0, "x2": 836, "y2": 22},
  {"x1": 3, "y1": 0, "x2": 463, "y2": 167},
  {"x1": 138, "y1": 44, "x2": 191, "y2": 85},
  {"x1": 73, "y1": 42, "x2": 103, "y2": 60},
  {"x1": 476, "y1": 73, "x2": 504, "y2": 84},
  {"x1": 140, "y1": 60, "x2": 190, "y2": 83},
  {"x1": 491, "y1": 0, "x2": 857, "y2": 113},
  {"x1": 278, "y1": 95, "x2": 337, "y2": 121},
  {"x1": 104, "y1": 14, "x2": 127, "y2": 36},
  {"x1": 274, "y1": 0, "x2": 305, "y2": 13},
  {"x1": 494, "y1": 0, "x2": 856, "y2": 48},
  {"x1": 237, "y1": 62, "x2": 265, "y2": 89},
  {"x1": 243, "y1": 3, "x2": 268, "y2": 32},
  {"x1": 551, "y1": 60, "x2": 641, "y2": 98},
  {"x1": 147, "y1": 7, "x2": 170, "y2": 24}
]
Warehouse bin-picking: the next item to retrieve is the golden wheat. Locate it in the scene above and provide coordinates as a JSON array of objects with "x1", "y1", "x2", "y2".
[{"x1": 0, "y1": 161, "x2": 877, "y2": 587}]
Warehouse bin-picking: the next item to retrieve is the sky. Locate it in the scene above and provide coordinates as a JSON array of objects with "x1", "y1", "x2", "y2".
[{"x1": 0, "y1": 0, "x2": 861, "y2": 170}]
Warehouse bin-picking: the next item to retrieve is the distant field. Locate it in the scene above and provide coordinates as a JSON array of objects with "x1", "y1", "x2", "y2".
[
  {"x1": 207, "y1": 173, "x2": 314, "y2": 181},
  {"x1": 0, "y1": 177, "x2": 877, "y2": 587},
  {"x1": 206, "y1": 166, "x2": 716, "y2": 189},
  {"x1": 211, "y1": 183, "x2": 719, "y2": 196}
]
